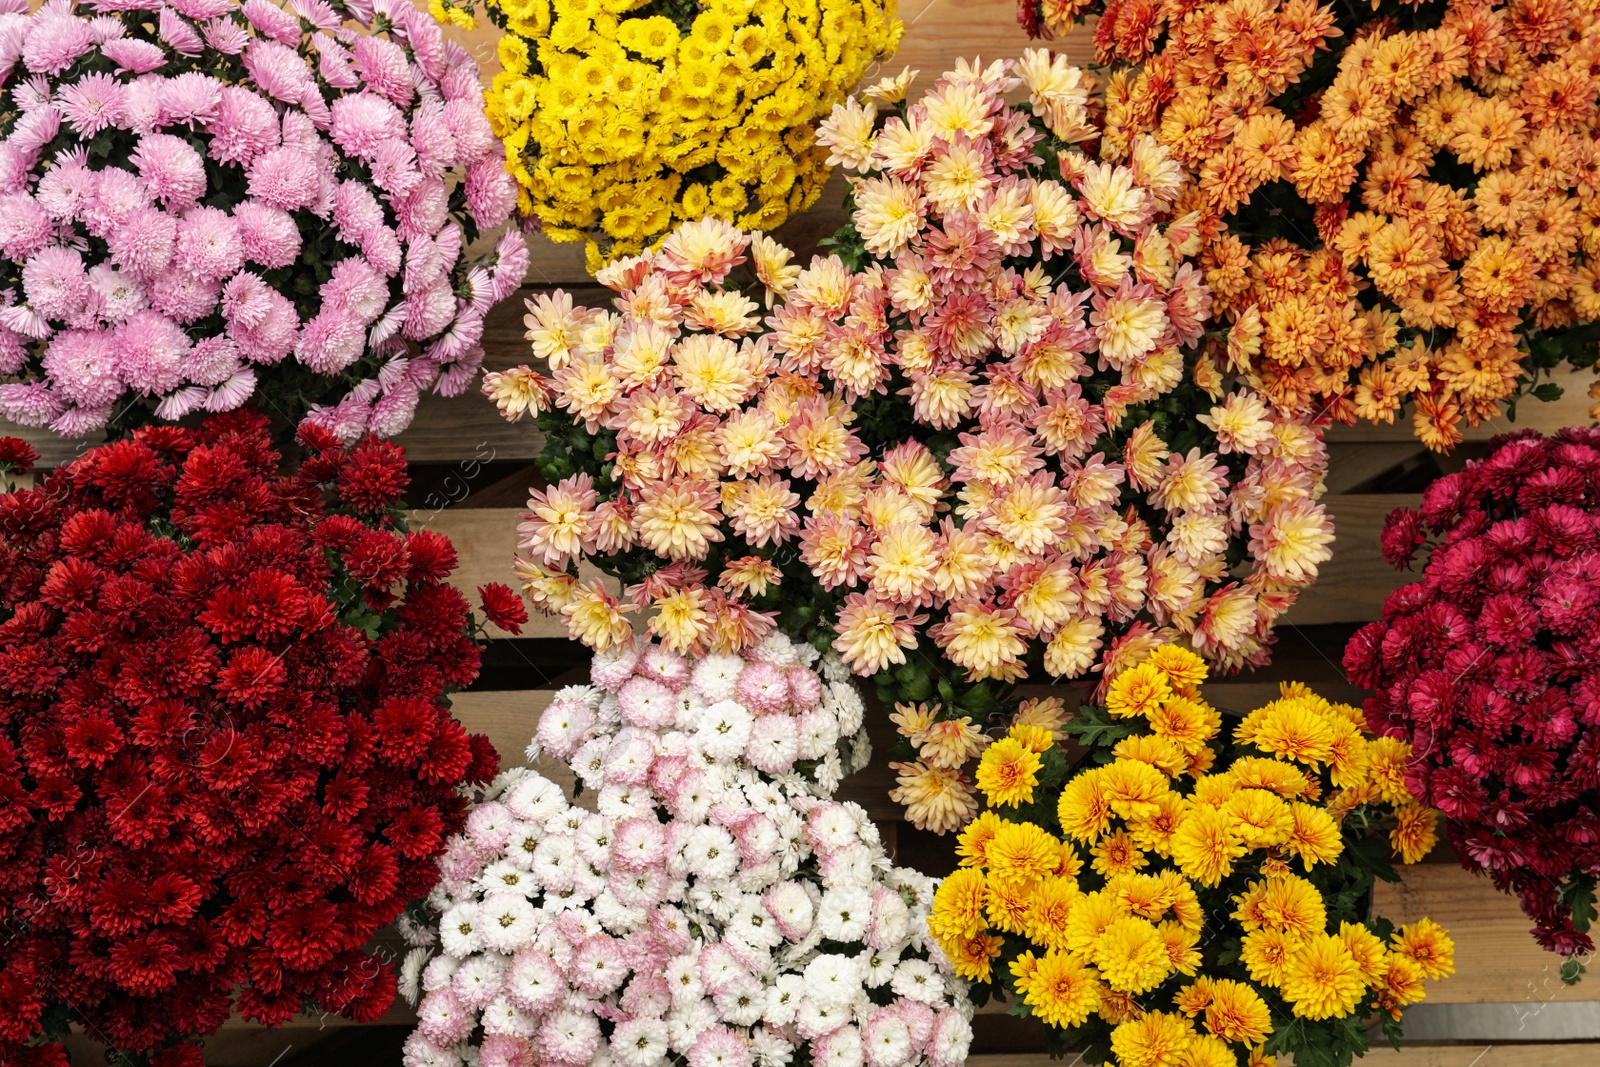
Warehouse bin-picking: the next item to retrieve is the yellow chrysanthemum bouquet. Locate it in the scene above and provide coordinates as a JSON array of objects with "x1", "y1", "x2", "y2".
[
  {"x1": 435, "y1": 0, "x2": 902, "y2": 266},
  {"x1": 928, "y1": 646, "x2": 1454, "y2": 1066}
]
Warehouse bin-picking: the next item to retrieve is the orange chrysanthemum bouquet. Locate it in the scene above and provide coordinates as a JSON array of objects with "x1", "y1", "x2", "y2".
[
  {"x1": 1020, "y1": 0, "x2": 1600, "y2": 450},
  {"x1": 489, "y1": 55, "x2": 1339, "y2": 831},
  {"x1": 928, "y1": 645, "x2": 1453, "y2": 1066}
]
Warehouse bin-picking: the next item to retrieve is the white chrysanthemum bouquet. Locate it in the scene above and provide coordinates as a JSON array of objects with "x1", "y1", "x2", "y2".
[{"x1": 399, "y1": 632, "x2": 976, "y2": 1067}]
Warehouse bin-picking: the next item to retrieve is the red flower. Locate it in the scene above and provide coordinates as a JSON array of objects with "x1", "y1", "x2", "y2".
[
  {"x1": 0, "y1": 415, "x2": 499, "y2": 1062},
  {"x1": 0, "y1": 437, "x2": 37, "y2": 474},
  {"x1": 1346, "y1": 428, "x2": 1600, "y2": 956},
  {"x1": 478, "y1": 582, "x2": 529, "y2": 635}
]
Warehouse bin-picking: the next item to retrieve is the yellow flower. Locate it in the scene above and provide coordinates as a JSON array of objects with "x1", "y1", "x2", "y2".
[
  {"x1": 1234, "y1": 875, "x2": 1326, "y2": 940},
  {"x1": 1128, "y1": 791, "x2": 1189, "y2": 858},
  {"x1": 1110, "y1": 1011, "x2": 1194, "y2": 1067},
  {"x1": 1092, "y1": 915, "x2": 1172, "y2": 994},
  {"x1": 955, "y1": 809, "x2": 1006, "y2": 868},
  {"x1": 1170, "y1": 804, "x2": 1247, "y2": 887},
  {"x1": 1285, "y1": 802, "x2": 1345, "y2": 867},
  {"x1": 1282, "y1": 933, "x2": 1367, "y2": 1020},
  {"x1": 1339, "y1": 921, "x2": 1391, "y2": 987},
  {"x1": 1101, "y1": 758, "x2": 1172, "y2": 821},
  {"x1": 976, "y1": 737, "x2": 1043, "y2": 807},
  {"x1": 1175, "y1": 977, "x2": 1272, "y2": 1046},
  {"x1": 986, "y1": 878, "x2": 1033, "y2": 935},
  {"x1": 1106, "y1": 661, "x2": 1172, "y2": 719},
  {"x1": 1235, "y1": 697, "x2": 1336, "y2": 766},
  {"x1": 986, "y1": 820, "x2": 1061, "y2": 889},
  {"x1": 1024, "y1": 876, "x2": 1080, "y2": 952},
  {"x1": 1013, "y1": 949, "x2": 1104, "y2": 1028},
  {"x1": 1091, "y1": 830, "x2": 1148, "y2": 878},
  {"x1": 1148, "y1": 695, "x2": 1220, "y2": 755},
  {"x1": 1057, "y1": 767, "x2": 1113, "y2": 843},
  {"x1": 1222, "y1": 789, "x2": 1293, "y2": 849},
  {"x1": 1241, "y1": 927, "x2": 1299, "y2": 988},
  {"x1": 948, "y1": 932, "x2": 1004, "y2": 982},
  {"x1": 928, "y1": 867, "x2": 988, "y2": 945},
  {"x1": 1392, "y1": 918, "x2": 1456, "y2": 981},
  {"x1": 1389, "y1": 803, "x2": 1438, "y2": 864}
]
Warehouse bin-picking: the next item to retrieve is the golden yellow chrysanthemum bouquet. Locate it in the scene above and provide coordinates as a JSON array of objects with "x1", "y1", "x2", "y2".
[
  {"x1": 434, "y1": 0, "x2": 902, "y2": 266},
  {"x1": 928, "y1": 646, "x2": 1454, "y2": 1066},
  {"x1": 1018, "y1": 0, "x2": 1600, "y2": 451}
]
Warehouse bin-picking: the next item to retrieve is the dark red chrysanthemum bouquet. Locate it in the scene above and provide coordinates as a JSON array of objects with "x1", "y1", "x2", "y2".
[
  {"x1": 0, "y1": 411, "x2": 508, "y2": 1066},
  {"x1": 1345, "y1": 428, "x2": 1600, "y2": 976}
]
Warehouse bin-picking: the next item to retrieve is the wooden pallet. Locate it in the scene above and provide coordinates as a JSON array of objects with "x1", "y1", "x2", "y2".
[{"x1": 39, "y1": 2, "x2": 1600, "y2": 1063}]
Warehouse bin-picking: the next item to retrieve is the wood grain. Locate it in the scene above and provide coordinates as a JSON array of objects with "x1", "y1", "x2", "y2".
[
  {"x1": 1373, "y1": 865, "x2": 1597, "y2": 1006},
  {"x1": 1280, "y1": 494, "x2": 1419, "y2": 627}
]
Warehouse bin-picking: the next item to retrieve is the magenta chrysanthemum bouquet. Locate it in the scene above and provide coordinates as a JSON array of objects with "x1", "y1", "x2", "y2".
[
  {"x1": 399, "y1": 632, "x2": 974, "y2": 1067},
  {"x1": 0, "y1": 0, "x2": 528, "y2": 441},
  {"x1": 491, "y1": 56, "x2": 1332, "y2": 728},
  {"x1": 1345, "y1": 428, "x2": 1600, "y2": 971}
]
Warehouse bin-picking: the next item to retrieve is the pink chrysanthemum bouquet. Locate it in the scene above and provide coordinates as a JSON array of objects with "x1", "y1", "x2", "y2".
[
  {"x1": 490, "y1": 54, "x2": 1336, "y2": 829},
  {"x1": 0, "y1": 0, "x2": 528, "y2": 440}
]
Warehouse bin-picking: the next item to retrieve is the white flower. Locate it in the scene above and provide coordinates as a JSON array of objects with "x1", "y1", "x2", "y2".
[
  {"x1": 848, "y1": 733, "x2": 873, "y2": 774},
  {"x1": 666, "y1": 951, "x2": 706, "y2": 1007},
  {"x1": 439, "y1": 902, "x2": 482, "y2": 958},
  {"x1": 666, "y1": 997, "x2": 718, "y2": 1054},
  {"x1": 802, "y1": 953, "x2": 861, "y2": 1010},
  {"x1": 686, "y1": 877, "x2": 741, "y2": 921},
  {"x1": 797, "y1": 713, "x2": 839, "y2": 760},
  {"x1": 828, "y1": 680, "x2": 865, "y2": 735},
  {"x1": 765, "y1": 881, "x2": 814, "y2": 941},
  {"x1": 481, "y1": 994, "x2": 537, "y2": 1037},
  {"x1": 858, "y1": 948, "x2": 896, "y2": 988},
  {"x1": 816, "y1": 886, "x2": 873, "y2": 942},
  {"x1": 682, "y1": 824, "x2": 740, "y2": 880},
  {"x1": 752, "y1": 1025, "x2": 795, "y2": 1067},
  {"x1": 691, "y1": 653, "x2": 746, "y2": 701},
  {"x1": 598, "y1": 781, "x2": 656, "y2": 820},
  {"x1": 421, "y1": 954, "x2": 458, "y2": 993},
  {"x1": 729, "y1": 894, "x2": 784, "y2": 949},
  {"x1": 931, "y1": 1010, "x2": 973, "y2": 1065},
  {"x1": 810, "y1": 805, "x2": 860, "y2": 852},
  {"x1": 398, "y1": 947, "x2": 429, "y2": 1003},
  {"x1": 477, "y1": 860, "x2": 536, "y2": 897},
  {"x1": 764, "y1": 973, "x2": 807, "y2": 1026},
  {"x1": 479, "y1": 893, "x2": 538, "y2": 954},
  {"x1": 891, "y1": 958, "x2": 943, "y2": 1004},
  {"x1": 818, "y1": 1023, "x2": 865, "y2": 1067},
  {"x1": 714, "y1": 984, "x2": 769, "y2": 1026},
  {"x1": 531, "y1": 834, "x2": 580, "y2": 889},
  {"x1": 868, "y1": 889, "x2": 909, "y2": 948},
  {"x1": 814, "y1": 752, "x2": 844, "y2": 792},
  {"x1": 695, "y1": 699, "x2": 755, "y2": 761},
  {"x1": 612, "y1": 1017, "x2": 672, "y2": 1067},
  {"x1": 581, "y1": 823, "x2": 622, "y2": 877},
  {"x1": 864, "y1": 1012, "x2": 912, "y2": 1067},
  {"x1": 504, "y1": 771, "x2": 574, "y2": 823},
  {"x1": 594, "y1": 888, "x2": 647, "y2": 932}
]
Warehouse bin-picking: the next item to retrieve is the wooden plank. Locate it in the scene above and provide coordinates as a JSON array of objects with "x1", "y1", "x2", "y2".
[
  {"x1": 1281, "y1": 494, "x2": 1418, "y2": 627},
  {"x1": 1374, "y1": 865, "x2": 1598, "y2": 1007}
]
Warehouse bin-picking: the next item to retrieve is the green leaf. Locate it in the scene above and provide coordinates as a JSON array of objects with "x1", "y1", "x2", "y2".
[
  {"x1": 1533, "y1": 381, "x2": 1566, "y2": 403},
  {"x1": 1562, "y1": 957, "x2": 1587, "y2": 986}
]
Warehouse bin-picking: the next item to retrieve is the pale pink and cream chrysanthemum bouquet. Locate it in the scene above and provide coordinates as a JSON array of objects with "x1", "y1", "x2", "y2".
[
  {"x1": 486, "y1": 53, "x2": 1336, "y2": 832},
  {"x1": 398, "y1": 633, "x2": 975, "y2": 1067}
]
